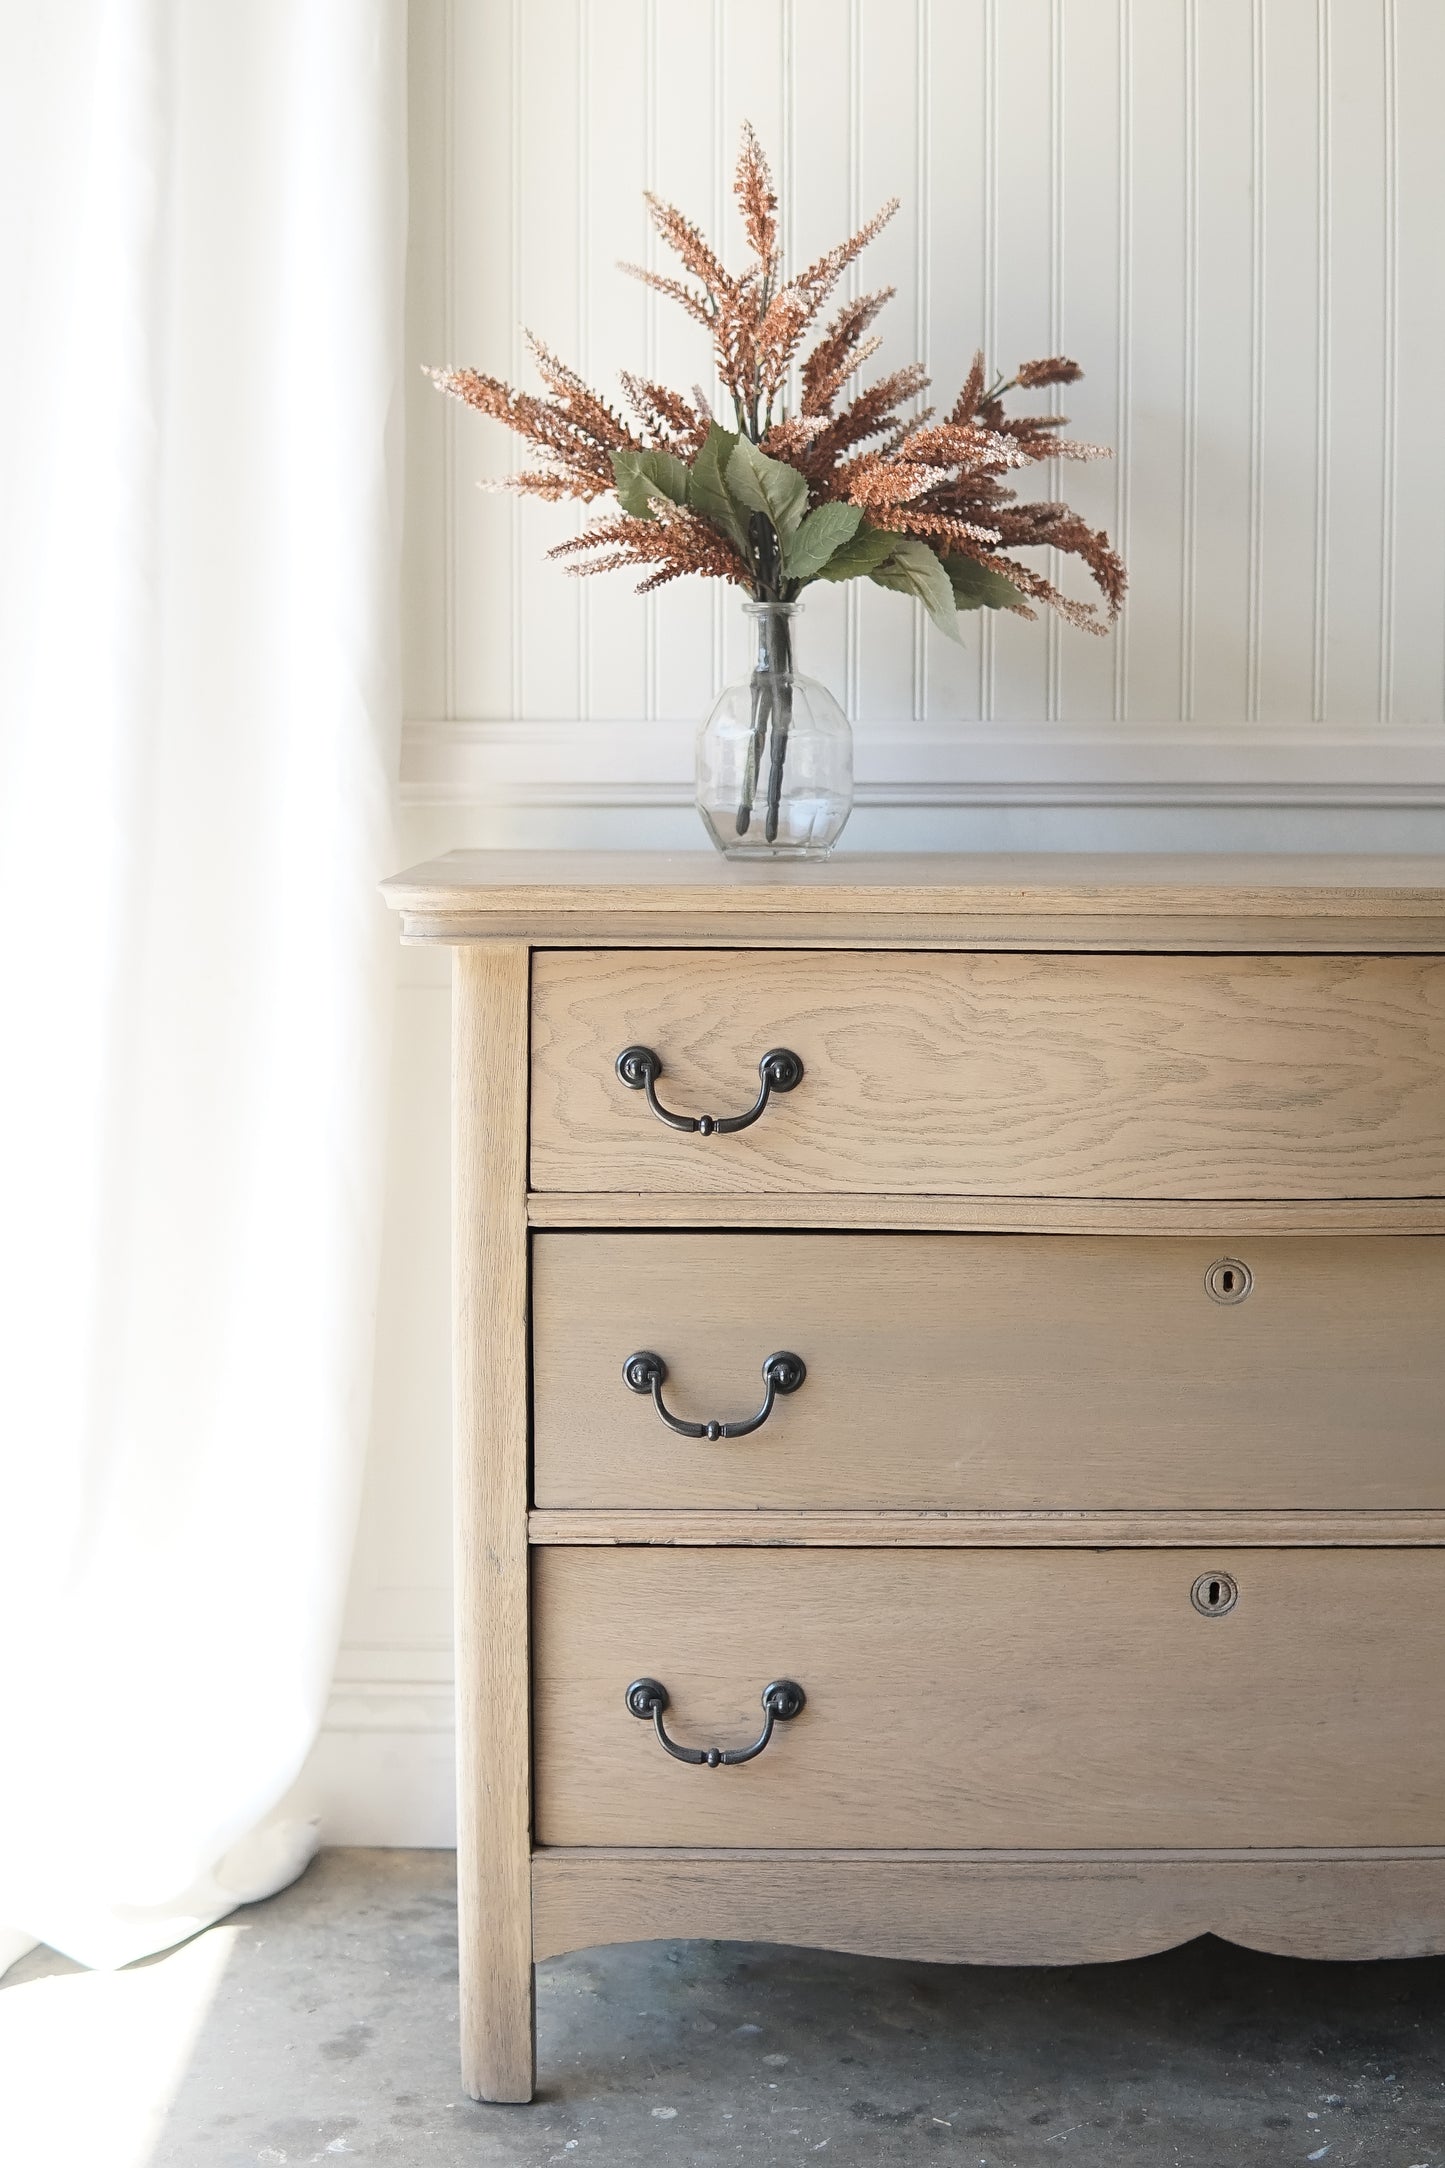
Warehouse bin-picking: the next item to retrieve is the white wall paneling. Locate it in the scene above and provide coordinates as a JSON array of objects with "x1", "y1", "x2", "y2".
[
  {"x1": 403, "y1": 0, "x2": 1445, "y2": 789},
  {"x1": 307, "y1": 0, "x2": 1445, "y2": 1845}
]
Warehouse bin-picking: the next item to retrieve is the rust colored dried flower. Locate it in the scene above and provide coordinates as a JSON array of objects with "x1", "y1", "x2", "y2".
[{"x1": 427, "y1": 128, "x2": 1126, "y2": 638}]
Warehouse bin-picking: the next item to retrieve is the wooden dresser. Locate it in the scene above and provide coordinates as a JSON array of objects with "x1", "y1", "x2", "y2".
[{"x1": 383, "y1": 851, "x2": 1445, "y2": 2103}]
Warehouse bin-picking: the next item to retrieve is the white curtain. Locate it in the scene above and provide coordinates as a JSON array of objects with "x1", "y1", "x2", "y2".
[{"x1": 0, "y1": 0, "x2": 405, "y2": 1973}]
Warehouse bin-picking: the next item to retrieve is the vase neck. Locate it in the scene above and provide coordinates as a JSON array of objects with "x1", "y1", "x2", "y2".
[{"x1": 746, "y1": 602, "x2": 798, "y2": 677}]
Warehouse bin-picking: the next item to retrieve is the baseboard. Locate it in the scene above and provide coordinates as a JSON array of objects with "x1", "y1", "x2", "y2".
[{"x1": 299, "y1": 1657, "x2": 457, "y2": 1848}]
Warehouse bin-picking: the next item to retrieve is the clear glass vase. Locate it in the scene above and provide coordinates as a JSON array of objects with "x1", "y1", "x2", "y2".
[{"x1": 696, "y1": 600, "x2": 852, "y2": 858}]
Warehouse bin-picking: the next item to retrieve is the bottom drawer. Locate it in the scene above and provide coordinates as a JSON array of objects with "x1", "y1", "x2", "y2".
[{"x1": 532, "y1": 1547, "x2": 1445, "y2": 1850}]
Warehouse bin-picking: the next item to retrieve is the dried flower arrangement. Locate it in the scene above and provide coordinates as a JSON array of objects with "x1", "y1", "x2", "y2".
[
  {"x1": 428, "y1": 124, "x2": 1126, "y2": 642},
  {"x1": 429, "y1": 125, "x2": 1126, "y2": 853}
]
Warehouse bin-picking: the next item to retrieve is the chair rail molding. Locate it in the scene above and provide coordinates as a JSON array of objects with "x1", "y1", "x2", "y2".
[{"x1": 401, "y1": 716, "x2": 1445, "y2": 812}]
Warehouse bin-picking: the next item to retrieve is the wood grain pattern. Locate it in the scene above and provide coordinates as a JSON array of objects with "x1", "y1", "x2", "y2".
[
  {"x1": 385, "y1": 851, "x2": 1445, "y2": 951},
  {"x1": 531, "y1": 1850, "x2": 1445, "y2": 1967},
  {"x1": 387, "y1": 848, "x2": 1445, "y2": 909},
  {"x1": 409, "y1": 849, "x2": 1445, "y2": 2042},
  {"x1": 527, "y1": 1510, "x2": 1445, "y2": 1550},
  {"x1": 527, "y1": 1193, "x2": 1445, "y2": 1234},
  {"x1": 532, "y1": 1547, "x2": 1445, "y2": 1850},
  {"x1": 530, "y1": 950, "x2": 1445, "y2": 1198},
  {"x1": 453, "y1": 943, "x2": 534, "y2": 2103},
  {"x1": 533, "y1": 1233, "x2": 1445, "y2": 1511}
]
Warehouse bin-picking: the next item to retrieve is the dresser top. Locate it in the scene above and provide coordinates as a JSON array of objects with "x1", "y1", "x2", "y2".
[
  {"x1": 386, "y1": 848, "x2": 1445, "y2": 907},
  {"x1": 383, "y1": 850, "x2": 1445, "y2": 949}
]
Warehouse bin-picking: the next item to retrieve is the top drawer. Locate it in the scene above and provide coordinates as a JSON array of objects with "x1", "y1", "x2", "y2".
[{"x1": 530, "y1": 948, "x2": 1445, "y2": 1198}]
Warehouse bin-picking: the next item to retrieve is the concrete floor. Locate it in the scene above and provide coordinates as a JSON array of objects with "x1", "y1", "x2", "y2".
[{"x1": 6, "y1": 1851, "x2": 1445, "y2": 2167}]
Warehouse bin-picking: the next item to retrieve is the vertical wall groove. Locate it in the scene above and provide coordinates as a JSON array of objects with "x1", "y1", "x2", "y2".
[
  {"x1": 1246, "y1": 0, "x2": 1266, "y2": 724},
  {"x1": 576, "y1": 0, "x2": 590, "y2": 723},
  {"x1": 643, "y1": 0, "x2": 658, "y2": 725},
  {"x1": 1317, "y1": 0, "x2": 1343, "y2": 728},
  {"x1": 710, "y1": 0, "x2": 724, "y2": 693},
  {"x1": 912, "y1": 0, "x2": 930, "y2": 724},
  {"x1": 845, "y1": 0, "x2": 861, "y2": 719},
  {"x1": 980, "y1": 0, "x2": 998, "y2": 723},
  {"x1": 1045, "y1": 0, "x2": 1063, "y2": 725},
  {"x1": 508, "y1": 0, "x2": 522, "y2": 722},
  {"x1": 442, "y1": 0, "x2": 457, "y2": 721},
  {"x1": 1311, "y1": 0, "x2": 1332, "y2": 725},
  {"x1": 1378, "y1": 0, "x2": 1398, "y2": 724},
  {"x1": 1178, "y1": 0, "x2": 1198, "y2": 722},
  {"x1": 1111, "y1": 0, "x2": 1132, "y2": 724},
  {"x1": 781, "y1": 0, "x2": 796, "y2": 273}
]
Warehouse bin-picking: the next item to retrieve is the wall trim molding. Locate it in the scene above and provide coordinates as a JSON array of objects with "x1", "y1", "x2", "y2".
[
  {"x1": 401, "y1": 718, "x2": 1445, "y2": 811},
  {"x1": 302, "y1": 1648, "x2": 457, "y2": 1847},
  {"x1": 324, "y1": 1641, "x2": 454, "y2": 1735},
  {"x1": 322, "y1": 1679, "x2": 455, "y2": 1738}
]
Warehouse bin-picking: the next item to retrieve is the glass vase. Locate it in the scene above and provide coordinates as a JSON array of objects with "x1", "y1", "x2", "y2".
[{"x1": 696, "y1": 600, "x2": 852, "y2": 858}]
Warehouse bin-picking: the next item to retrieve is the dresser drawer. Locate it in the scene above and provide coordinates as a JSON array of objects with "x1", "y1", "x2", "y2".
[
  {"x1": 532, "y1": 1546, "x2": 1445, "y2": 1849},
  {"x1": 532, "y1": 1232, "x2": 1445, "y2": 1511},
  {"x1": 529, "y1": 949, "x2": 1445, "y2": 1198}
]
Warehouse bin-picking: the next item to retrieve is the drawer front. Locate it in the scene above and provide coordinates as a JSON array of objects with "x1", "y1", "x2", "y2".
[
  {"x1": 532, "y1": 1233, "x2": 1445, "y2": 1511},
  {"x1": 529, "y1": 949, "x2": 1445, "y2": 1198},
  {"x1": 532, "y1": 1546, "x2": 1445, "y2": 1848}
]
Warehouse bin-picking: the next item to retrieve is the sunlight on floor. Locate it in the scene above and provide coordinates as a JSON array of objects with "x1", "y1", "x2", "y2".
[{"x1": 0, "y1": 1926, "x2": 237, "y2": 2168}]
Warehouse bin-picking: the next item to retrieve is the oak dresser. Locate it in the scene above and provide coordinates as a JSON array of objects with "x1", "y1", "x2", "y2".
[{"x1": 382, "y1": 850, "x2": 1445, "y2": 2103}]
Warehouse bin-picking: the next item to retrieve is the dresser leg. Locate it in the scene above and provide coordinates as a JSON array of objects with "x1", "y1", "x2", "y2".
[
  {"x1": 454, "y1": 942, "x2": 535, "y2": 2102},
  {"x1": 457, "y1": 1899, "x2": 535, "y2": 2105}
]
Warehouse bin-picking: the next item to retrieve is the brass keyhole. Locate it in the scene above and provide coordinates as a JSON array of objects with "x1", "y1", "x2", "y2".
[
  {"x1": 1205, "y1": 1258, "x2": 1252, "y2": 1305},
  {"x1": 1191, "y1": 1570, "x2": 1239, "y2": 1617}
]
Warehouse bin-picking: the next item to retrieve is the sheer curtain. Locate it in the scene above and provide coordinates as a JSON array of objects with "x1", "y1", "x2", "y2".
[{"x1": 0, "y1": 0, "x2": 405, "y2": 1972}]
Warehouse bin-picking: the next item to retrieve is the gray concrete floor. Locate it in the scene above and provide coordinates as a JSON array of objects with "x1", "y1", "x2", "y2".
[{"x1": 7, "y1": 1849, "x2": 1445, "y2": 2166}]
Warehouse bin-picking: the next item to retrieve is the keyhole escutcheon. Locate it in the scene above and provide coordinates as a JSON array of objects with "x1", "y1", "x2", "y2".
[
  {"x1": 1205, "y1": 1258, "x2": 1253, "y2": 1305},
  {"x1": 1191, "y1": 1570, "x2": 1239, "y2": 1618}
]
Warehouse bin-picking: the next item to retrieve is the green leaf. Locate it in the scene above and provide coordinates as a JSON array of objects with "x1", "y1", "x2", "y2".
[
  {"x1": 941, "y1": 553, "x2": 1024, "y2": 612},
  {"x1": 813, "y1": 520, "x2": 900, "y2": 583},
  {"x1": 725, "y1": 435, "x2": 809, "y2": 538},
  {"x1": 686, "y1": 424, "x2": 748, "y2": 550},
  {"x1": 869, "y1": 537, "x2": 963, "y2": 643},
  {"x1": 610, "y1": 448, "x2": 691, "y2": 520},
  {"x1": 780, "y1": 501, "x2": 864, "y2": 582}
]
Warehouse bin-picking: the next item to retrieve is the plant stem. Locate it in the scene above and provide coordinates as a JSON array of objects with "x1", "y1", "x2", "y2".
[
  {"x1": 736, "y1": 669, "x2": 768, "y2": 834},
  {"x1": 763, "y1": 610, "x2": 794, "y2": 843}
]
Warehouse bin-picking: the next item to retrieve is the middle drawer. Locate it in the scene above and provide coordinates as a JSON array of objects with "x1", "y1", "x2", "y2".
[{"x1": 532, "y1": 1232, "x2": 1445, "y2": 1512}]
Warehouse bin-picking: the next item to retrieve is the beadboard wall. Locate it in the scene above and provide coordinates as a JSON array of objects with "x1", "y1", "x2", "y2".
[{"x1": 304, "y1": 0, "x2": 1445, "y2": 1844}]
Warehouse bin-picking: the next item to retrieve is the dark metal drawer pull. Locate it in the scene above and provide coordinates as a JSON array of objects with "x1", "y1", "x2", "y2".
[
  {"x1": 623, "y1": 1348, "x2": 806, "y2": 1440},
  {"x1": 615, "y1": 1044, "x2": 803, "y2": 1135},
  {"x1": 625, "y1": 1677, "x2": 806, "y2": 1767}
]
